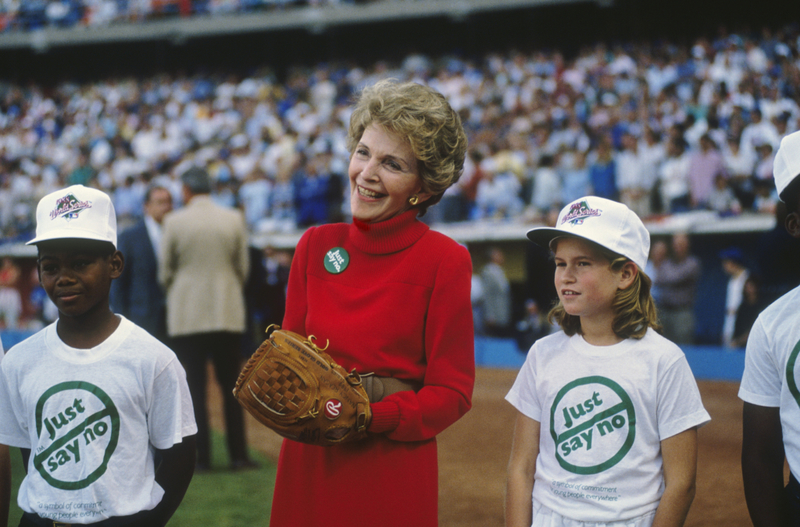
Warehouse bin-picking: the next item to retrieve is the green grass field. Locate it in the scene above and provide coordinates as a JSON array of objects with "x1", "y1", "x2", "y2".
[{"x1": 7, "y1": 433, "x2": 276, "y2": 526}]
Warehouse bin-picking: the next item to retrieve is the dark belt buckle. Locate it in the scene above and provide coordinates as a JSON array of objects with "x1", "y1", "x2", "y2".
[{"x1": 53, "y1": 522, "x2": 72, "y2": 527}]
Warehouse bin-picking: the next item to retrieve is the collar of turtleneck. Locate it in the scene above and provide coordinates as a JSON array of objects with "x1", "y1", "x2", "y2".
[{"x1": 349, "y1": 209, "x2": 430, "y2": 255}]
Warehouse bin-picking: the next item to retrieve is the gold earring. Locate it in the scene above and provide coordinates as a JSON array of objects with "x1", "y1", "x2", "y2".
[{"x1": 409, "y1": 195, "x2": 419, "y2": 206}]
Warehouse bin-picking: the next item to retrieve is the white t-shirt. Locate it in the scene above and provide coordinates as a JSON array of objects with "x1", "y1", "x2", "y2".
[
  {"x1": 506, "y1": 328, "x2": 710, "y2": 523},
  {"x1": 739, "y1": 286, "x2": 800, "y2": 478},
  {"x1": 0, "y1": 317, "x2": 197, "y2": 524}
]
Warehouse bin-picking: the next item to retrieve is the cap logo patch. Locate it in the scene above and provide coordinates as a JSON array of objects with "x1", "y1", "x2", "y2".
[
  {"x1": 50, "y1": 194, "x2": 92, "y2": 221},
  {"x1": 562, "y1": 200, "x2": 602, "y2": 226}
]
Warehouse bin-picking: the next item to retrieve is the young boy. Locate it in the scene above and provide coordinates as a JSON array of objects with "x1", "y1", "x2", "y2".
[
  {"x1": 740, "y1": 129, "x2": 800, "y2": 525},
  {"x1": 0, "y1": 185, "x2": 197, "y2": 527}
]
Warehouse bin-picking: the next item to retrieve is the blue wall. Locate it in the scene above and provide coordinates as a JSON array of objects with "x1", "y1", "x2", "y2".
[
  {"x1": 476, "y1": 337, "x2": 744, "y2": 382},
  {"x1": 0, "y1": 332, "x2": 748, "y2": 383},
  {"x1": 0, "y1": 329, "x2": 32, "y2": 350}
]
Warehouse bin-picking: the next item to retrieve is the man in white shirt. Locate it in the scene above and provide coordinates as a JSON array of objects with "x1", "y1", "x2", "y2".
[
  {"x1": 617, "y1": 132, "x2": 653, "y2": 218},
  {"x1": 720, "y1": 247, "x2": 750, "y2": 348}
]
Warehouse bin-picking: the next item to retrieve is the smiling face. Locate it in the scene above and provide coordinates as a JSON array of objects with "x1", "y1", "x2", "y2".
[
  {"x1": 348, "y1": 124, "x2": 430, "y2": 224},
  {"x1": 553, "y1": 237, "x2": 628, "y2": 330},
  {"x1": 37, "y1": 240, "x2": 123, "y2": 321}
]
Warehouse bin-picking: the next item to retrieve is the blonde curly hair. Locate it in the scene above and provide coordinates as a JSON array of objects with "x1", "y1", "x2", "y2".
[{"x1": 347, "y1": 79, "x2": 468, "y2": 216}]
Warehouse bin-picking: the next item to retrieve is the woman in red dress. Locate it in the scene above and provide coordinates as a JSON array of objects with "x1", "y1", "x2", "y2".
[{"x1": 269, "y1": 79, "x2": 475, "y2": 527}]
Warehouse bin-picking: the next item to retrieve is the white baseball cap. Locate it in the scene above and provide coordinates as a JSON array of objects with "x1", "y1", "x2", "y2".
[
  {"x1": 774, "y1": 129, "x2": 800, "y2": 200},
  {"x1": 27, "y1": 185, "x2": 117, "y2": 248},
  {"x1": 527, "y1": 196, "x2": 650, "y2": 270}
]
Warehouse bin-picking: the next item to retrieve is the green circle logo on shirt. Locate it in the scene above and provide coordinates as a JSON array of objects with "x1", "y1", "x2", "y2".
[
  {"x1": 324, "y1": 247, "x2": 349, "y2": 274},
  {"x1": 549, "y1": 376, "x2": 636, "y2": 475},
  {"x1": 784, "y1": 339, "x2": 800, "y2": 409},
  {"x1": 32, "y1": 381, "x2": 120, "y2": 490}
]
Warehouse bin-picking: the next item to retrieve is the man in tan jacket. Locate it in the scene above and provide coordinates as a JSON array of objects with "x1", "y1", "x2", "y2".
[{"x1": 160, "y1": 166, "x2": 254, "y2": 471}]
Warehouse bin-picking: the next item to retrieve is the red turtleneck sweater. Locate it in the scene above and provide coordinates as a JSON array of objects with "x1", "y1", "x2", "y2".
[{"x1": 269, "y1": 210, "x2": 475, "y2": 527}]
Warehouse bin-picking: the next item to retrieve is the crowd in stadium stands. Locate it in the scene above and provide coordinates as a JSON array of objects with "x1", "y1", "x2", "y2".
[
  {"x1": 0, "y1": 21, "x2": 799, "y2": 330},
  {"x1": 0, "y1": 0, "x2": 365, "y2": 31}
]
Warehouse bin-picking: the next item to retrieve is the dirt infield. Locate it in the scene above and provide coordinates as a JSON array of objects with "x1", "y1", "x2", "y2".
[{"x1": 210, "y1": 367, "x2": 752, "y2": 526}]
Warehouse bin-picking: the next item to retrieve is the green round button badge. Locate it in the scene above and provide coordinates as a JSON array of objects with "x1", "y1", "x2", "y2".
[{"x1": 324, "y1": 247, "x2": 349, "y2": 274}]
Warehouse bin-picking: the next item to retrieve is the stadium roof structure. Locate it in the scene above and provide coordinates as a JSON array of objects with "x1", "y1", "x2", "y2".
[{"x1": 0, "y1": 0, "x2": 607, "y2": 52}]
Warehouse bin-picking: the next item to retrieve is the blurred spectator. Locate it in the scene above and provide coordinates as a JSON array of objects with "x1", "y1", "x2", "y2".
[
  {"x1": 740, "y1": 107, "x2": 780, "y2": 161},
  {"x1": 0, "y1": 258, "x2": 22, "y2": 329},
  {"x1": 514, "y1": 298, "x2": 551, "y2": 352},
  {"x1": 28, "y1": 266, "x2": 58, "y2": 329},
  {"x1": 657, "y1": 139, "x2": 691, "y2": 213},
  {"x1": 560, "y1": 149, "x2": 591, "y2": 205},
  {"x1": 480, "y1": 247, "x2": 512, "y2": 338},
  {"x1": 238, "y1": 168, "x2": 273, "y2": 229},
  {"x1": 211, "y1": 178, "x2": 238, "y2": 208},
  {"x1": 707, "y1": 173, "x2": 742, "y2": 216},
  {"x1": 719, "y1": 246, "x2": 750, "y2": 348},
  {"x1": 66, "y1": 148, "x2": 95, "y2": 187},
  {"x1": 639, "y1": 128, "x2": 667, "y2": 213},
  {"x1": 617, "y1": 132, "x2": 653, "y2": 218},
  {"x1": 527, "y1": 153, "x2": 561, "y2": 222},
  {"x1": 247, "y1": 245, "x2": 291, "y2": 338},
  {"x1": 723, "y1": 136, "x2": 757, "y2": 209},
  {"x1": 646, "y1": 238, "x2": 669, "y2": 305},
  {"x1": 113, "y1": 175, "x2": 146, "y2": 230},
  {"x1": 293, "y1": 154, "x2": 334, "y2": 228},
  {"x1": 588, "y1": 137, "x2": 617, "y2": 200},
  {"x1": 752, "y1": 177, "x2": 779, "y2": 214},
  {"x1": 437, "y1": 150, "x2": 472, "y2": 223},
  {"x1": 688, "y1": 133, "x2": 727, "y2": 209},
  {"x1": 228, "y1": 134, "x2": 259, "y2": 181},
  {"x1": 730, "y1": 275, "x2": 768, "y2": 349},
  {"x1": 265, "y1": 167, "x2": 297, "y2": 232},
  {"x1": 471, "y1": 272, "x2": 484, "y2": 336},
  {"x1": 753, "y1": 142, "x2": 776, "y2": 182},
  {"x1": 655, "y1": 232, "x2": 702, "y2": 345},
  {"x1": 474, "y1": 167, "x2": 523, "y2": 221},
  {"x1": 459, "y1": 149, "x2": 487, "y2": 222},
  {"x1": 773, "y1": 111, "x2": 795, "y2": 143}
]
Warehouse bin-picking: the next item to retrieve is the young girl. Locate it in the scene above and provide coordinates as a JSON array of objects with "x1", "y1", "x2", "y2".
[{"x1": 505, "y1": 196, "x2": 710, "y2": 527}]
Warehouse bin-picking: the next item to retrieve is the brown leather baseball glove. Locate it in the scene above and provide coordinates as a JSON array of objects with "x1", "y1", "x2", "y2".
[{"x1": 233, "y1": 326, "x2": 371, "y2": 446}]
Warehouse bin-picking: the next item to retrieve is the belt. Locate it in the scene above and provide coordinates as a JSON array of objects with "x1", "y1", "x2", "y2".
[
  {"x1": 360, "y1": 373, "x2": 422, "y2": 402},
  {"x1": 22, "y1": 510, "x2": 151, "y2": 527}
]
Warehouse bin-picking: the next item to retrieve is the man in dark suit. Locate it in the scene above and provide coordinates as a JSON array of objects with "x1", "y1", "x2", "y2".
[
  {"x1": 111, "y1": 184, "x2": 173, "y2": 343},
  {"x1": 247, "y1": 245, "x2": 291, "y2": 337}
]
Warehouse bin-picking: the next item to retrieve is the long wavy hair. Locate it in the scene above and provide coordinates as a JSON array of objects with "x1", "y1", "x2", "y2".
[{"x1": 548, "y1": 241, "x2": 661, "y2": 340}]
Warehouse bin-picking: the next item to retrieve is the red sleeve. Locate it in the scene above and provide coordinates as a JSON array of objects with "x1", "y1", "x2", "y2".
[{"x1": 370, "y1": 241, "x2": 475, "y2": 442}]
